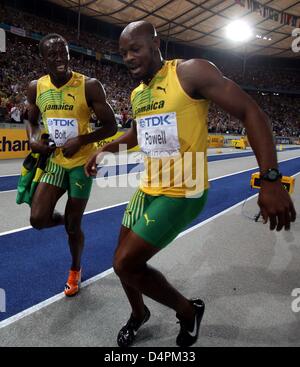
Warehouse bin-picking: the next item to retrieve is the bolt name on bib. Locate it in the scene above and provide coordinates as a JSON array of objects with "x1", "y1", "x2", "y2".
[
  {"x1": 137, "y1": 112, "x2": 180, "y2": 157},
  {"x1": 47, "y1": 118, "x2": 78, "y2": 147}
]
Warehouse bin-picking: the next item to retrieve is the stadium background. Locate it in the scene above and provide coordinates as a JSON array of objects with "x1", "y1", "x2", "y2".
[{"x1": 1, "y1": 0, "x2": 299, "y2": 155}]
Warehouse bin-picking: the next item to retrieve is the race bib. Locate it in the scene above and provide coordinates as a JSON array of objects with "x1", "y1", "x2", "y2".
[
  {"x1": 136, "y1": 112, "x2": 180, "y2": 157},
  {"x1": 47, "y1": 118, "x2": 78, "y2": 147}
]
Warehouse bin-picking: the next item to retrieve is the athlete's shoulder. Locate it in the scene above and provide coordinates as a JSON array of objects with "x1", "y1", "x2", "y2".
[
  {"x1": 28, "y1": 79, "x2": 38, "y2": 89},
  {"x1": 177, "y1": 58, "x2": 218, "y2": 72},
  {"x1": 36, "y1": 74, "x2": 50, "y2": 83},
  {"x1": 33, "y1": 75, "x2": 50, "y2": 91},
  {"x1": 72, "y1": 70, "x2": 84, "y2": 78},
  {"x1": 177, "y1": 59, "x2": 223, "y2": 89},
  {"x1": 177, "y1": 59, "x2": 215, "y2": 68},
  {"x1": 132, "y1": 84, "x2": 143, "y2": 94},
  {"x1": 84, "y1": 75, "x2": 103, "y2": 89},
  {"x1": 131, "y1": 82, "x2": 144, "y2": 95},
  {"x1": 27, "y1": 80, "x2": 38, "y2": 103},
  {"x1": 69, "y1": 71, "x2": 85, "y2": 85},
  {"x1": 84, "y1": 77, "x2": 106, "y2": 104},
  {"x1": 84, "y1": 76, "x2": 98, "y2": 84}
]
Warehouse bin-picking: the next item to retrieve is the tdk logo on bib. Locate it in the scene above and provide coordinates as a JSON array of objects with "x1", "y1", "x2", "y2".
[
  {"x1": 47, "y1": 118, "x2": 78, "y2": 147},
  {"x1": 139, "y1": 114, "x2": 172, "y2": 128},
  {"x1": 47, "y1": 118, "x2": 76, "y2": 127}
]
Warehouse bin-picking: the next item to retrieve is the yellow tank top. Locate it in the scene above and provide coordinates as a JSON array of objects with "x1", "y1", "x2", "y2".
[
  {"x1": 36, "y1": 71, "x2": 97, "y2": 169},
  {"x1": 131, "y1": 60, "x2": 210, "y2": 197}
]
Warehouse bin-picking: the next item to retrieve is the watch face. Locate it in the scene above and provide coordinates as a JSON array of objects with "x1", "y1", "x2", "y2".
[
  {"x1": 261, "y1": 169, "x2": 281, "y2": 182},
  {"x1": 268, "y1": 170, "x2": 278, "y2": 180}
]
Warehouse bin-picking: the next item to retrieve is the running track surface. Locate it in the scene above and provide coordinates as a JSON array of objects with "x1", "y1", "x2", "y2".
[{"x1": 0, "y1": 156, "x2": 299, "y2": 322}]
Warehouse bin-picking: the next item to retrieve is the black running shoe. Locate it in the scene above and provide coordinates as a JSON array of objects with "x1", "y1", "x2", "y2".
[
  {"x1": 117, "y1": 305, "x2": 151, "y2": 347},
  {"x1": 176, "y1": 299, "x2": 205, "y2": 347}
]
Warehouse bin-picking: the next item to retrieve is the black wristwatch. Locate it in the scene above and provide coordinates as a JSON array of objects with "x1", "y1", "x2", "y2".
[{"x1": 260, "y1": 168, "x2": 282, "y2": 182}]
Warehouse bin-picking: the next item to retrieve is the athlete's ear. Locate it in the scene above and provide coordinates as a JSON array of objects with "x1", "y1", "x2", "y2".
[{"x1": 153, "y1": 35, "x2": 160, "y2": 51}]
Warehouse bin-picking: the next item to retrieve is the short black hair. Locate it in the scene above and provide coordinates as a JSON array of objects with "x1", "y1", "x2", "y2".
[{"x1": 39, "y1": 33, "x2": 68, "y2": 57}]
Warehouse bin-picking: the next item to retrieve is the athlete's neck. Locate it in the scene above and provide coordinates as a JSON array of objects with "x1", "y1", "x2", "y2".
[
  {"x1": 50, "y1": 69, "x2": 72, "y2": 88},
  {"x1": 143, "y1": 57, "x2": 165, "y2": 85}
]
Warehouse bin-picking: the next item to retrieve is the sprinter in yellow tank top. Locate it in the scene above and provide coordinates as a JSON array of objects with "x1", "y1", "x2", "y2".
[
  {"x1": 27, "y1": 34, "x2": 117, "y2": 297},
  {"x1": 85, "y1": 22, "x2": 296, "y2": 347}
]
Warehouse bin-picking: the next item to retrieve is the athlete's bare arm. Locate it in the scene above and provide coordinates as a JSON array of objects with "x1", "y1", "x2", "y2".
[
  {"x1": 27, "y1": 80, "x2": 56, "y2": 155},
  {"x1": 85, "y1": 122, "x2": 138, "y2": 177},
  {"x1": 177, "y1": 59, "x2": 296, "y2": 231},
  {"x1": 61, "y1": 78, "x2": 118, "y2": 158}
]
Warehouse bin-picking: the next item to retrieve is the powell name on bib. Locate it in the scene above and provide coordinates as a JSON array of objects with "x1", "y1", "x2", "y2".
[{"x1": 137, "y1": 112, "x2": 180, "y2": 157}]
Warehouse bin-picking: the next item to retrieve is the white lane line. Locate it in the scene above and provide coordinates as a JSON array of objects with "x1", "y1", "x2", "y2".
[
  {"x1": 0, "y1": 151, "x2": 242, "y2": 177},
  {"x1": 177, "y1": 172, "x2": 300, "y2": 239},
  {"x1": 0, "y1": 156, "x2": 299, "y2": 235},
  {"x1": 113, "y1": 155, "x2": 298, "y2": 183},
  {"x1": 84, "y1": 201, "x2": 129, "y2": 215},
  {"x1": 0, "y1": 174, "x2": 20, "y2": 178},
  {"x1": 0, "y1": 226, "x2": 33, "y2": 236},
  {"x1": 1, "y1": 170, "x2": 299, "y2": 329},
  {"x1": 0, "y1": 147, "x2": 299, "y2": 178},
  {"x1": 208, "y1": 156, "x2": 299, "y2": 181},
  {"x1": 0, "y1": 201, "x2": 129, "y2": 237},
  {"x1": 1, "y1": 154, "x2": 299, "y2": 195},
  {"x1": 0, "y1": 196, "x2": 257, "y2": 329},
  {"x1": 178, "y1": 193, "x2": 258, "y2": 238},
  {"x1": 0, "y1": 268, "x2": 114, "y2": 329}
]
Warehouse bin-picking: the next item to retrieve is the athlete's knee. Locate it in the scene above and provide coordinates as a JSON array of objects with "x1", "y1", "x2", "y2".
[
  {"x1": 65, "y1": 217, "x2": 82, "y2": 236},
  {"x1": 113, "y1": 257, "x2": 129, "y2": 278},
  {"x1": 113, "y1": 249, "x2": 129, "y2": 277},
  {"x1": 30, "y1": 215, "x2": 47, "y2": 230},
  {"x1": 113, "y1": 251, "x2": 143, "y2": 279}
]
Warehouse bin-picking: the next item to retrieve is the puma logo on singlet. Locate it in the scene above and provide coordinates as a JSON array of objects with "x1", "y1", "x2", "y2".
[
  {"x1": 67, "y1": 93, "x2": 76, "y2": 101},
  {"x1": 144, "y1": 213, "x2": 156, "y2": 226},
  {"x1": 157, "y1": 86, "x2": 167, "y2": 94},
  {"x1": 75, "y1": 182, "x2": 84, "y2": 190}
]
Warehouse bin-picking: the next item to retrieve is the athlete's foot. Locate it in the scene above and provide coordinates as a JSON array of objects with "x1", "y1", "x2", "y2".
[
  {"x1": 176, "y1": 299, "x2": 205, "y2": 347},
  {"x1": 117, "y1": 305, "x2": 151, "y2": 347},
  {"x1": 64, "y1": 269, "x2": 81, "y2": 297}
]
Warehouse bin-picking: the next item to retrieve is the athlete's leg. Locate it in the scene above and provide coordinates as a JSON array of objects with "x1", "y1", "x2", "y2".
[
  {"x1": 64, "y1": 197, "x2": 88, "y2": 271},
  {"x1": 30, "y1": 182, "x2": 65, "y2": 229},
  {"x1": 114, "y1": 192, "x2": 208, "y2": 323},
  {"x1": 115, "y1": 191, "x2": 208, "y2": 346},
  {"x1": 65, "y1": 165, "x2": 93, "y2": 271},
  {"x1": 113, "y1": 231, "x2": 195, "y2": 322},
  {"x1": 116, "y1": 225, "x2": 146, "y2": 320}
]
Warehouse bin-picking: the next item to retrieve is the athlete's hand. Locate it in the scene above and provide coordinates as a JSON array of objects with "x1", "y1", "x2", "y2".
[
  {"x1": 30, "y1": 139, "x2": 56, "y2": 155},
  {"x1": 85, "y1": 150, "x2": 104, "y2": 177},
  {"x1": 258, "y1": 180, "x2": 296, "y2": 231},
  {"x1": 61, "y1": 136, "x2": 83, "y2": 158}
]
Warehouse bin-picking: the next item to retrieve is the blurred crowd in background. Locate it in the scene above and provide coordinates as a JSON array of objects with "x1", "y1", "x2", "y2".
[{"x1": 1, "y1": 4, "x2": 299, "y2": 137}]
